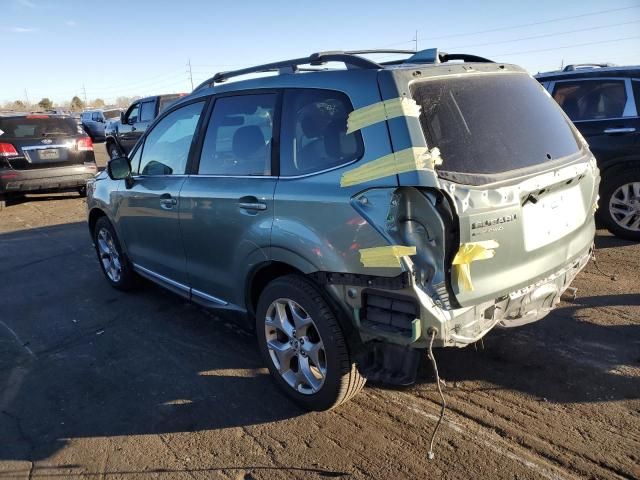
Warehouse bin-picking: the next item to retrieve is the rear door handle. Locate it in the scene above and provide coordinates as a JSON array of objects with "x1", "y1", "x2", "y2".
[
  {"x1": 239, "y1": 202, "x2": 267, "y2": 211},
  {"x1": 603, "y1": 127, "x2": 636, "y2": 134}
]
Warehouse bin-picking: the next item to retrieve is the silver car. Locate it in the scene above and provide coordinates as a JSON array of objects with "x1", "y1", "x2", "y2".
[{"x1": 87, "y1": 49, "x2": 599, "y2": 411}]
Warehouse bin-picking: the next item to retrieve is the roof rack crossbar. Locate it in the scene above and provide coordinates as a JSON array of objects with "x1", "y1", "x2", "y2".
[
  {"x1": 194, "y1": 52, "x2": 383, "y2": 91},
  {"x1": 563, "y1": 63, "x2": 616, "y2": 72}
]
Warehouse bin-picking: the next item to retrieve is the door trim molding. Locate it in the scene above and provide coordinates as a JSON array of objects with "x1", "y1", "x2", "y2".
[{"x1": 132, "y1": 263, "x2": 228, "y2": 306}]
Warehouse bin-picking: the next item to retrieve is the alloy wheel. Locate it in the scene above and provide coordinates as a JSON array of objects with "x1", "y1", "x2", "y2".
[
  {"x1": 609, "y1": 181, "x2": 640, "y2": 232},
  {"x1": 97, "y1": 227, "x2": 122, "y2": 282},
  {"x1": 264, "y1": 298, "x2": 327, "y2": 395}
]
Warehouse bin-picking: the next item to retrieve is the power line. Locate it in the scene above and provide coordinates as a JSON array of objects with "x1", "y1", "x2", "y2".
[
  {"x1": 375, "y1": 5, "x2": 640, "y2": 49},
  {"x1": 418, "y1": 5, "x2": 640, "y2": 42},
  {"x1": 492, "y1": 35, "x2": 640, "y2": 57},
  {"x1": 444, "y1": 19, "x2": 640, "y2": 50}
]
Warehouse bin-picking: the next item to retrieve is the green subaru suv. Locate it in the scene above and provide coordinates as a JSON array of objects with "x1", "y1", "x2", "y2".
[{"x1": 87, "y1": 49, "x2": 599, "y2": 411}]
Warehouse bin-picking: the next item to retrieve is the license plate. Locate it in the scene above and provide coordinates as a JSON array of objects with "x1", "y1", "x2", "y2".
[
  {"x1": 39, "y1": 149, "x2": 60, "y2": 160},
  {"x1": 523, "y1": 185, "x2": 586, "y2": 251}
]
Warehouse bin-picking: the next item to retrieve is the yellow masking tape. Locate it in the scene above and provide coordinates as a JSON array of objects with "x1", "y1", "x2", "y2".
[
  {"x1": 347, "y1": 97, "x2": 422, "y2": 134},
  {"x1": 340, "y1": 147, "x2": 442, "y2": 187},
  {"x1": 359, "y1": 245, "x2": 417, "y2": 268},
  {"x1": 452, "y1": 240, "x2": 500, "y2": 292}
]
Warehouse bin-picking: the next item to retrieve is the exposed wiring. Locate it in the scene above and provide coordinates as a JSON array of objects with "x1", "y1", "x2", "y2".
[
  {"x1": 590, "y1": 252, "x2": 618, "y2": 281},
  {"x1": 427, "y1": 328, "x2": 446, "y2": 460}
]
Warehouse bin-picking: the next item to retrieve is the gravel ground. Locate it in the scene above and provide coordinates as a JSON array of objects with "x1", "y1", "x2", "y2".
[{"x1": 0, "y1": 145, "x2": 638, "y2": 479}]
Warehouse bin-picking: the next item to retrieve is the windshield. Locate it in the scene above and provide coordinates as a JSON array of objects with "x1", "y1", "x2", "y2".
[
  {"x1": 0, "y1": 116, "x2": 79, "y2": 138},
  {"x1": 411, "y1": 73, "x2": 581, "y2": 181}
]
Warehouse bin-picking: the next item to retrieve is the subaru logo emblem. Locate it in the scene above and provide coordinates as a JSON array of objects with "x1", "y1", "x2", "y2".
[{"x1": 41, "y1": 138, "x2": 53, "y2": 145}]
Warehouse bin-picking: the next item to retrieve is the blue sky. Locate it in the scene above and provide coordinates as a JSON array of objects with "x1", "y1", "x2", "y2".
[{"x1": 1, "y1": 0, "x2": 639, "y2": 104}]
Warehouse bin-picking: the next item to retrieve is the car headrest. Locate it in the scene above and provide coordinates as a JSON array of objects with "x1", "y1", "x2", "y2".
[
  {"x1": 232, "y1": 125, "x2": 265, "y2": 159},
  {"x1": 324, "y1": 118, "x2": 359, "y2": 160}
]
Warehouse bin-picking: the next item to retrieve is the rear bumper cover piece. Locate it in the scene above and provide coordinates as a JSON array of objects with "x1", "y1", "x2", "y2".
[{"x1": 0, "y1": 165, "x2": 96, "y2": 194}]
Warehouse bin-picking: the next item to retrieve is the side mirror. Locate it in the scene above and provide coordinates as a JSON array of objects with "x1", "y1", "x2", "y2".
[
  {"x1": 120, "y1": 111, "x2": 126, "y2": 124},
  {"x1": 107, "y1": 156, "x2": 132, "y2": 182}
]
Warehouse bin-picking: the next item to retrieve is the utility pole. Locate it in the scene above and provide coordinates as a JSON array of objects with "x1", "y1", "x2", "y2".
[
  {"x1": 81, "y1": 84, "x2": 87, "y2": 105},
  {"x1": 24, "y1": 89, "x2": 30, "y2": 108},
  {"x1": 414, "y1": 30, "x2": 418, "y2": 52},
  {"x1": 187, "y1": 59, "x2": 194, "y2": 91}
]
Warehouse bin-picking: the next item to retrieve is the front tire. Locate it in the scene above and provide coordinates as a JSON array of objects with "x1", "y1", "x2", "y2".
[
  {"x1": 93, "y1": 216, "x2": 137, "y2": 290},
  {"x1": 256, "y1": 275, "x2": 365, "y2": 411},
  {"x1": 107, "y1": 142, "x2": 122, "y2": 160},
  {"x1": 599, "y1": 168, "x2": 640, "y2": 241}
]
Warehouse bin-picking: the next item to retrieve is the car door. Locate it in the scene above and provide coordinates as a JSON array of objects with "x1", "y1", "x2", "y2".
[
  {"x1": 179, "y1": 92, "x2": 278, "y2": 309},
  {"x1": 115, "y1": 99, "x2": 207, "y2": 294},
  {"x1": 119, "y1": 102, "x2": 140, "y2": 153},
  {"x1": 551, "y1": 78, "x2": 639, "y2": 168}
]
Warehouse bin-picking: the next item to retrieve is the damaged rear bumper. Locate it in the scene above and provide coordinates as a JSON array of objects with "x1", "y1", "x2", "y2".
[{"x1": 331, "y1": 242, "x2": 592, "y2": 349}]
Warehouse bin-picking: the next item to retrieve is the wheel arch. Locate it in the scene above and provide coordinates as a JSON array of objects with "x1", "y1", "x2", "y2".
[
  {"x1": 88, "y1": 207, "x2": 107, "y2": 236},
  {"x1": 245, "y1": 259, "x2": 360, "y2": 349}
]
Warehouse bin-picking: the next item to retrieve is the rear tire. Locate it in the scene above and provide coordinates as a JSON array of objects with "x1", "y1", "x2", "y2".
[
  {"x1": 599, "y1": 168, "x2": 640, "y2": 241},
  {"x1": 93, "y1": 216, "x2": 137, "y2": 290},
  {"x1": 256, "y1": 274, "x2": 365, "y2": 411}
]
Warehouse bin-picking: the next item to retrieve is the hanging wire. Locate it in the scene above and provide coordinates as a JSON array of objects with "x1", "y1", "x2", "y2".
[{"x1": 426, "y1": 328, "x2": 446, "y2": 460}]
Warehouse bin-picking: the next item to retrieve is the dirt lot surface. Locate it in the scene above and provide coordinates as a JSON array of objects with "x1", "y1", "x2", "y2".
[{"x1": 1, "y1": 146, "x2": 639, "y2": 479}]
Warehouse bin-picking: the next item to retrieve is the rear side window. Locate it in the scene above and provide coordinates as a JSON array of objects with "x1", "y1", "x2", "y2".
[
  {"x1": 0, "y1": 116, "x2": 79, "y2": 138},
  {"x1": 198, "y1": 94, "x2": 276, "y2": 176},
  {"x1": 280, "y1": 89, "x2": 363, "y2": 176},
  {"x1": 139, "y1": 101, "x2": 156, "y2": 122},
  {"x1": 411, "y1": 73, "x2": 580, "y2": 178},
  {"x1": 553, "y1": 80, "x2": 627, "y2": 121},
  {"x1": 138, "y1": 101, "x2": 204, "y2": 176},
  {"x1": 632, "y1": 80, "x2": 640, "y2": 116}
]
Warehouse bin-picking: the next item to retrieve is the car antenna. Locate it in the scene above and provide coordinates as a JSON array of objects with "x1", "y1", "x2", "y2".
[{"x1": 426, "y1": 328, "x2": 447, "y2": 460}]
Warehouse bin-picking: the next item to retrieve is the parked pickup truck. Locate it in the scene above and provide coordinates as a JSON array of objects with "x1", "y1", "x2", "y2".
[{"x1": 105, "y1": 94, "x2": 184, "y2": 159}]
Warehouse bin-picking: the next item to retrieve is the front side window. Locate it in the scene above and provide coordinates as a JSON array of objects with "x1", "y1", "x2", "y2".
[
  {"x1": 553, "y1": 79, "x2": 627, "y2": 121},
  {"x1": 138, "y1": 101, "x2": 204, "y2": 176},
  {"x1": 198, "y1": 94, "x2": 276, "y2": 176},
  {"x1": 140, "y1": 101, "x2": 156, "y2": 122},
  {"x1": 280, "y1": 89, "x2": 363, "y2": 176},
  {"x1": 126, "y1": 104, "x2": 140, "y2": 124}
]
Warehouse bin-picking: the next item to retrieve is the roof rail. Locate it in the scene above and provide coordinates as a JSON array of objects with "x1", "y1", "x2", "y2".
[
  {"x1": 563, "y1": 63, "x2": 616, "y2": 72},
  {"x1": 194, "y1": 51, "x2": 384, "y2": 91},
  {"x1": 193, "y1": 49, "x2": 494, "y2": 92}
]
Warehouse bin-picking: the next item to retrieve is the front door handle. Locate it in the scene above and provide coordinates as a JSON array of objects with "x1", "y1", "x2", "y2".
[
  {"x1": 160, "y1": 194, "x2": 177, "y2": 210},
  {"x1": 603, "y1": 127, "x2": 636, "y2": 134},
  {"x1": 239, "y1": 202, "x2": 267, "y2": 211}
]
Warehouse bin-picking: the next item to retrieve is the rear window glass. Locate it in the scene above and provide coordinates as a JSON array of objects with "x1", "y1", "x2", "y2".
[
  {"x1": 280, "y1": 89, "x2": 363, "y2": 176},
  {"x1": 553, "y1": 80, "x2": 627, "y2": 121},
  {"x1": 411, "y1": 73, "x2": 580, "y2": 177},
  {"x1": 0, "y1": 116, "x2": 79, "y2": 138}
]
